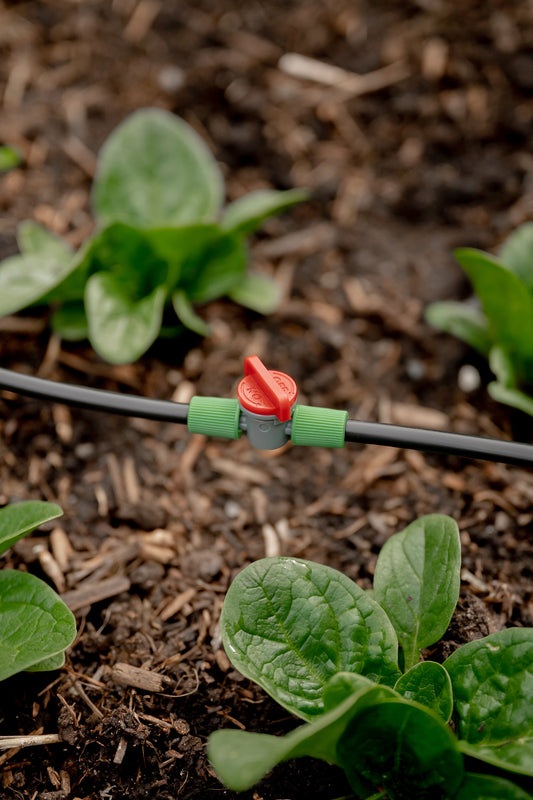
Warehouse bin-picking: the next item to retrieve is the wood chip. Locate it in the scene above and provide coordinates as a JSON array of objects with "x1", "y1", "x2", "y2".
[
  {"x1": 123, "y1": 0, "x2": 161, "y2": 43},
  {"x1": 61, "y1": 135, "x2": 97, "y2": 177},
  {"x1": 123, "y1": 456, "x2": 140, "y2": 504},
  {"x1": 50, "y1": 526, "x2": 74, "y2": 571},
  {"x1": 262, "y1": 523, "x2": 280, "y2": 557},
  {"x1": 209, "y1": 457, "x2": 270, "y2": 486},
  {"x1": 389, "y1": 401, "x2": 449, "y2": 431},
  {"x1": 34, "y1": 546, "x2": 65, "y2": 593},
  {"x1": 0, "y1": 732, "x2": 59, "y2": 753},
  {"x1": 278, "y1": 53, "x2": 409, "y2": 97},
  {"x1": 52, "y1": 403, "x2": 73, "y2": 444},
  {"x1": 113, "y1": 737, "x2": 128, "y2": 765},
  {"x1": 61, "y1": 575, "x2": 131, "y2": 612},
  {"x1": 108, "y1": 662, "x2": 172, "y2": 693},
  {"x1": 157, "y1": 587, "x2": 196, "y2": 622},
  {"x1": 255, "y1": 222, "x2": 336, "y2": 259}
]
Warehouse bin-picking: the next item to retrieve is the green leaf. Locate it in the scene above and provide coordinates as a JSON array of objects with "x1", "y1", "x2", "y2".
[
  {"x1": 145, "y1": 224, "x2": 219, "y2": 290},
  {"x1": 0, "y1": 570, "x2": 76, "y2": 680},
  {"x1": 454, "y1": 248, "x2": 533, "y2": 362},
  {"x1": 337, "y1": 698, "x2": 464, "y2": 800},
  {"x1": 373, "y1": 514, "x2": 461, "y2": 671},
  {"x1": 27, "y1": 651, "x2": 66, "y2": 672},
  {"x1": 220, "y1": 188, "x2": 307, "y2": 235},
  {"x1": 220, "y1": 557, "x2": 400, "y2": 722},
  {"x1": 445, "y1": 628, "x2": 533, "y2": 775},
  {"x1": 208, "y1": 682, "x2": 396, "y2": 792},
  {"x1": 460, "y1": 738, "x2": 533, "y2": 778},
  {"x1": 322, "y1": 672, "x2": 376, "y2": 712},
  {"x1": 0, "y1": 145, "x2": 22, "y2": 172},
  {"x1": 394, "y1": 660, "x2": 453, "y2": 721},
  {"x1": 0, "y1": 501, "x2": 62, "y2": 558},
  {"x1": 145, "y1": 224, "x2": 247, "y2": 301},
  {"x1": 51, "y1": 303, "x2": 89, "y2": 341},
  {"x1": 455, "y1": 773, "x2": 533, "y2": 800},
  {"x1": 79, "y1": 223, "x2": 167, "y2": 293},
  {"x1": 92, "y1": 108, "x2": 224, "y2": 228},
  {"x1": 487, "y1": 382, "x2": 533, "y2": 417},
  {"x1": 17, "y1": 221, "x2": 73, "y2": 264},
  {"x1": 182, "y1": 233, "x2": 248, "y2": 303},
  {"x1": 0, "y1": 253, "x2": 78, "y2": 317},
  {"x1": 499, "y1": 223, "x2": 533, "y2": 292},
  {"x1": 425, "y1": 301, "x2": 492, "y2": 356},
  {"x1": 489, "y1": 346, "x2": 518, "y2": 388},
  {"x1": 171, "y1": 290, "x2": 210, "y2": 336},
  {"x1": 228, "y1": 270, "x2": 281, "y2": 314},
  {"x1": 85, "y1": 274, "x2": 165, "y2": 364}
]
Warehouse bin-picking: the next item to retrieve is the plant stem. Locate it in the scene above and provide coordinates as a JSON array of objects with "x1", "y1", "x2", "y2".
[{"x1": 364, "y1": 791, "x2": 388, "y2": 800}]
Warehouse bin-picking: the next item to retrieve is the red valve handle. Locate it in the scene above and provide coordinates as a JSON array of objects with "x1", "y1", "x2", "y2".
[{"x1": 237, "y1": 355, "x2": 297, "y2": 422}]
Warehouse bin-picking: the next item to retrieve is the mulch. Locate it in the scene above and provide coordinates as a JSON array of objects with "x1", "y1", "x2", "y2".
[{"x1": 0, "y1": 1, "x2": 532, "y2": 798}]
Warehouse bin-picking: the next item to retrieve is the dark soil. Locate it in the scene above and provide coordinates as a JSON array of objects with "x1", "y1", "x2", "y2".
[{"x1": 1, "y1": 1, "x2": 533, "y2": 798}]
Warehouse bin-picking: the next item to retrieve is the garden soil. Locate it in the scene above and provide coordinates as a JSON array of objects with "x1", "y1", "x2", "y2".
[{"x1": 1, "y1": 1, "x2": 533, "y2": 798}]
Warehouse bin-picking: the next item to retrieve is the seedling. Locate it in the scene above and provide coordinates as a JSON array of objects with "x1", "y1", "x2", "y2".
[
  {"x1": 426, "y1": 223, "x2": 533, "y2": 416},
  {"x1": 0, "y1": 109, "x2": 306, "y2": 364},
  {"x1": 208, "y1": 514, "x2": 533, "y2": 799},
  {"x1": 0, "y1": 501, "x2": 76, "y2": 680}
]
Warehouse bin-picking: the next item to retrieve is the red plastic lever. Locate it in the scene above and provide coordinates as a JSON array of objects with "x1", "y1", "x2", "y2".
[{"x1": 237, "y1": 356, "x2": 297, "y2": 422}]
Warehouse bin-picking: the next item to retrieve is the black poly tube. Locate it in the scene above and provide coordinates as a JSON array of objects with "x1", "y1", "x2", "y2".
[
  {"x1": 1, "y1": 366, "x2": 533, "y2": 467},
  {"x1": 345, "y1": 419, "x2": 533, "y2": 469},
  {"x1": 0, "y1": 367, "x2": 190, "y2": 424}
]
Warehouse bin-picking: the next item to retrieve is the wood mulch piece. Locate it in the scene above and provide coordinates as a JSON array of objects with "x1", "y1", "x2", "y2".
[{"x1": 1, "y1": 1, "x2": 533, "y2": 798}]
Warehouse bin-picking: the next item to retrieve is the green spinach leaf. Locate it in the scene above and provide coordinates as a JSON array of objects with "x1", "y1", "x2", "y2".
[
  {"x1": 445, "y1": 628, "x2": 533, "y2": 776},
  {"x1": 374, "y1": 514, "x2": 461, "y2": 670},
  {"x1": 221, "y1": 556, "x2": 400, "y2": 721},
  {"x1": 0, "y1": 570, "x2": 76, "y2": 681},
  {"x1": 394, "y1": 660, "x2": 453, "y2": 721},
  {"x1": 92, "y1": 108, "x2": 224, "y2": 228},
  {"x1": 337, "y1": 698, "x2": 463, "y2": 800}
]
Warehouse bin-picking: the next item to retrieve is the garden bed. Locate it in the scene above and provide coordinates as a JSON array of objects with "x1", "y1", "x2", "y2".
[{"x1": 0, "y1": 1, "x2": 532, "y2": 798}]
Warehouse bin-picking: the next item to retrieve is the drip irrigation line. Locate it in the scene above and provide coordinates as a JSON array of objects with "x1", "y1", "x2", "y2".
[
  {"x1": 1, "y1": 366, "x2": 533, "y2": 467},
  {"x1": 0, "y1": 368, "x2": 189, "y2": 424},
  {"x1": 344, "y1": 419, "x2": 533, "y2": 469}
]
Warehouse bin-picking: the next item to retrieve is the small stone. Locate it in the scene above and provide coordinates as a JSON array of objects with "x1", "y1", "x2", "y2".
[
  {"x1": 157, "y1": 65, "x2": 185, "y2": 93},
  {"x1": 405, "y1": 358, "x2": 425, "y2": 381},
  {"x1": 224, "y1": 500, "x2": 241, "y2": 519},
  {"x1": 458, "y1": 364, "x2": 481, "y2": 393}
]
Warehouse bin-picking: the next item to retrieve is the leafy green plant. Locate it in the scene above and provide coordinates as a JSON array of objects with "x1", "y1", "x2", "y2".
[
  {"x1": 208, "y1": 515, "x2": 533, "y2": 799},
  {"x1": 426, "y1": 224, "x2": 533, "y2": 416},
  {"x1": 0, "y1": 145, "x2": 22, "y2": 172},
  {"x1": 0, "y1": 501, "x2": 76, "y2": 680},
  {"x1": 0, "y1": 109, "x2": 306, "y2": 364}
]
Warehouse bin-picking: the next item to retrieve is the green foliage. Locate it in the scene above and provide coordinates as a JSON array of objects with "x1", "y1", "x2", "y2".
[
  {"x1": 0, "y1": 145, "x2": 22, "y2": 172},
  {"x1": 220, "y1": 557, "x2": 400, "y2": 721},
  {"x1": 0, "y1": 502, "x2": 76, "y2": 680},
  {"x1": 208, "y1": 514, "x2": 533, "y2": 800},
  {"x1": 0, "y1": 109, "x2": 306, "y2": 364},
  {"x1": 373, "y1": 514, "x2": 460, "y2": 670},
  {"x1": 425, "y1": 224, "x2": 533, "y2": 415}
]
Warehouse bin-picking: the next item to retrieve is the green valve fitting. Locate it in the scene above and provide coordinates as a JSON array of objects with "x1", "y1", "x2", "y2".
[
  {"x1": 291, "y1": 405, "x2": 348, "y2": 448},
  {"x1": 187, "y1": 397, "x2": 242, "y2": 440}
]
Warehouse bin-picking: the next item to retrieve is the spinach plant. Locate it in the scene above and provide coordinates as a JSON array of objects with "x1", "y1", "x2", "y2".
[
  {"x1": 426, "y1": 224, "x2": 533, "y2": 416},
  {"x1": 208, "y1": 515, "x2": 533, "y2": 799},
  {"x1": 0, "y1": 109, "x2": 306, "y2": 364},
  {"x1": 0, "y1": 501, "x2": 76, "y2": 680}
]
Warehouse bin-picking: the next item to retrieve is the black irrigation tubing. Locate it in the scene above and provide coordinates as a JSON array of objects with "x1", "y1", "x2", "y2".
[
  {"x1": 0, "y1": 367, "x2": 189, "y2": 424},
  {"x1": 343, "y1": 419, "x2": 533, "y2": 469},
  {"x1": 1, "y1": 367, "x2": 533, "y2": 468}
]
